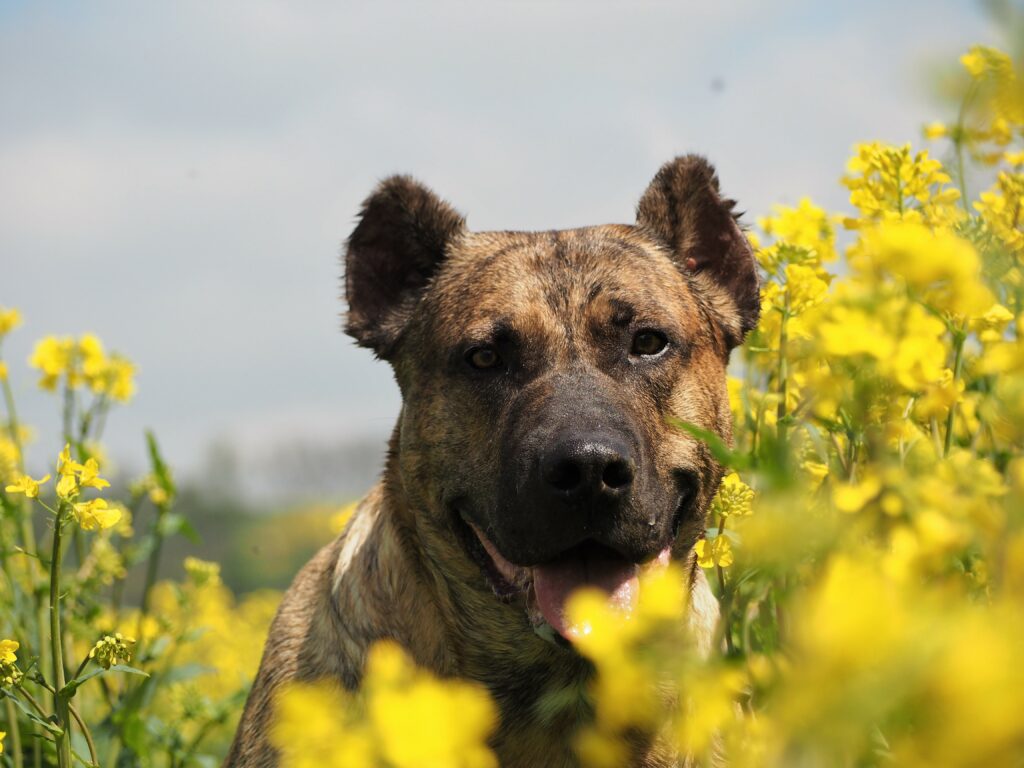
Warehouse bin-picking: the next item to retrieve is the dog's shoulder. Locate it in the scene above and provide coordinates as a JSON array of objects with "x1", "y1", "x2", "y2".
[{"x1": 224, "y1": 489, "x2": 387, "y2": 766}]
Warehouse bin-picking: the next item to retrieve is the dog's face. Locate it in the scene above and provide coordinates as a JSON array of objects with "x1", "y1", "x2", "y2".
[{"x1": 344, "y1": 157, "x2": 759, "y2": 642}]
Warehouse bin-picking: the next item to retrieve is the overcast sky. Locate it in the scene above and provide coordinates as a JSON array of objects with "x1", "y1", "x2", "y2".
[{"x1": 0, "y1": 1, "x2": 999, "y2": 488}]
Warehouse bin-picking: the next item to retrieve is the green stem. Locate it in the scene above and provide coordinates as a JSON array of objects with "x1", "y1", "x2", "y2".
[
  {"x1": 48, "y1": 511, "x2": 72, "y2": 768},
  {"x1": 5, "y1": 697, "x2": 23, "y2": 768},
  {"x1": 67, "y1": 702, "x2": 98, "y2": 768},
  {"x1": 137, "y1": 502, "x2": 169, "y2": 653},
  {"x1": 2, "y1": 370, "x2": 51, "y2": 734},
  {"x1": 715, "y1": 514, "x2": 734, "y2": 654},
  {"x1": 70, "y1": 654, "x2": 91, "y2": 685},
  {"x1": 952, "y1": 81, "x2": 978, "y2": 213},
  {"x1": 944, "y1": 328, "x2": 966, "y2": 457},
  {"x1": 776, "y1": 305, "x2": 790, "y2": 446},
  {"x1": 11, "y1": 687, "x2": 55, "y2": 768},
  {"x1": 12, "y1": 685, "x2": 47, "y2": 721},
  {"x1": 176, "y1": 713, "x2": 227, "y2": 768},
  {"x1": 60, "y1": 384, "x2": 74, "y2": 453},
  {"x1": 1, "y1": 371, "x2": 25, "y2": 463}
]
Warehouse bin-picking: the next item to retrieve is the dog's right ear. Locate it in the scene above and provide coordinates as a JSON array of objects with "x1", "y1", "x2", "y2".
[{"x1": 344, "y1": 176, "x2": 466, "y2": 357}]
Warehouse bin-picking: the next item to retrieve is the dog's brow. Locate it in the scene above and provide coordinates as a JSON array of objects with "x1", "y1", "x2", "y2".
[
  {"x1": 606, "y1": 298, "x2": 636, "y2": 327},
  {"x1": 465, "y1": 318, "x2": 515, "y2": 344}
]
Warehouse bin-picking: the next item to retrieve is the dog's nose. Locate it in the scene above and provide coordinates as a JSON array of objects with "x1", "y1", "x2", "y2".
[{"x1": 540, "y1": 436, "x2": 635, "y2": 501}]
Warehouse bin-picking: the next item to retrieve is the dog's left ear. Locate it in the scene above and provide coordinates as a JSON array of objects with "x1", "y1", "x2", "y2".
[
  {"x1": 636, "y1": 155, "x2": 760, "y2": 348},
  {"x1": 344, "y1": 175, "x2": 466, "y2": 357}
]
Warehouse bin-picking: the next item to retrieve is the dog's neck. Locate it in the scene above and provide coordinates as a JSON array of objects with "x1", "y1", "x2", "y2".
[{"x1": 330, "y1": 476, "x2": 597, "y2": 766}]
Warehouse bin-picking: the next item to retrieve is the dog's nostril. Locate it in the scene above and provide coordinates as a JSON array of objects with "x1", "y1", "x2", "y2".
[
  {"x1": 602, "y1": 459, "x2": 634, "y2": 490},
  {"x1": 547, "y1": 459, "x2": 583, "y2": 491}
]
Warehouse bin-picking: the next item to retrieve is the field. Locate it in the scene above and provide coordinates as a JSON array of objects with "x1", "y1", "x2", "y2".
[{"x1": 2, "y1": 41, "x2": 1024, "y2": 768}]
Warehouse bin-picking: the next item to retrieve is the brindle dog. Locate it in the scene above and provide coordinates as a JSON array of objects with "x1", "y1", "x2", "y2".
[{"x1": 225, "y1": 155, "x2": 760, "y2": 767}]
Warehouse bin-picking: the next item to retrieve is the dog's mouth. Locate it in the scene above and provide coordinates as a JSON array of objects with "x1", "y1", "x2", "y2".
[{"x1": 460, "y1": 520, "x2": 671, "y2": 644}]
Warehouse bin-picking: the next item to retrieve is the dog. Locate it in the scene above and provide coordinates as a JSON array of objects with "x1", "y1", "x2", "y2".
[{"x1": 225, "y1": 155, "x2": 760, "y2": 767}]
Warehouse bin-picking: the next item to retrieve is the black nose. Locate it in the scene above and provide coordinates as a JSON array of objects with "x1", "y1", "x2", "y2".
[{"x1": 540, "y1": 436, "x2": 635, "y2": 501}]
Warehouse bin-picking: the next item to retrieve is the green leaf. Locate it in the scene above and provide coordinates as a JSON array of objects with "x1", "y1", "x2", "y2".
[
  {"x1": 157, "y1": 512, "x2": 200, "y2": 543},
  {"x1": 666, "y1": 417, "x2": 751, "y2": 470},
  {"x1": 145, "y1": 430, "x2": 177, "y2": 498},
  {"x1": 161, "y1": 662, "x2": 214, "y2": 685},
  {"x1": 60, "y1": 664, "x2": 149, "y2": 698},
  {"x1": 2, "y1": 691, "x2": 63, "y2": 736}
]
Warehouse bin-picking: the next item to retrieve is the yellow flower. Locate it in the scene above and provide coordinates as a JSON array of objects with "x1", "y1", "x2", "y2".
[
  {"x1": 0, "y1": 640, "x2": 17, "y2": 665},
  {"x1": 0, "y1": 437, "x2": 19, "y2": 483},
  {"x1": 710, "y1": 472, "x2": 755, "y2": 518},
  {"x1": 272, "y1": 642, "x2": 498, "y2": 768},
  {"x1": 855, "y1": 221, "x2": 993, "y2": 318},
  {"x1": 783, "y1": 263, "x2": 830, "y2": 315},
  {"x1": 802, "y1": 460, "x2": 830, "y2": 490},
  {"x1": 5, "y1": 472, "x2": 50, "y2": 498},
  {"x1": 695, "y1": 536, "x2": 734, "y2": 568},
  {"x1": 78, "y1": 334, "x2": 106, "y2": 379},
  {"x1": 99, "y1": 355, "x2": 137, "y2": 402},
  {"x1": 960, "y1": 45, "x2": 1012, "y2": 80},
  {"x1": 72, "y1": 498, "x2": 122, "y2": 531},
  {"x1": 57, "y1": 444, "x2": 82, "y2": 477},
  {"x1": 0, "y1": 639, "x2": 21, "y2": 689},
  {"x1": 757, "y1": 198, "x2": 840, "y2": 269},
  {"x1": 961, "y1": 49, "x2": 988, "y2": 77},
  {"x1": 0, "y1": 361, "x2": 6, "y2": 382},
  {"x1": 0, "y1": 307, "x2": 21, "y2": 338},
  {"x1": 184, "y1": 557, "x2": 221, "y2": 587},
  {"x1": 90, "y1": 538, "x2": 127, "y2": 584},
  {"x1": 370, "y1": 660, "x2": 498, "y2": 768},
  {"x1": 56, "y1": 472, "x2": 79, "y2": 500},
  {"x1": 923, "y1": 121, "x2": 948, "y2": 140},
  {"x1": 78, "y1": 457, "x2": 110, "y2": 490},
  {"x1": 567, "y1": 588, "x2": 644, "y2": 662},
  {"x1": 26, "y1": 334, "x2": 136, "y2": 400},
  {"x1": 842, "y1": 143, "x2": 962, "y2": 228},
  {"x1": 817, "y1": 304, "x2": 895, "y2": 359},
  {"x1": 272, "y1": 682, "x2": 374, "y2": 768},
  {"x1": 970, "y1": 303, "x2": 1015, "y2": 344},
  {"x1": 28, "y1": 336, "x2": 74, "y2": 391},
  {"x1": 832, "y1": 475, "x2": 882, "y2": 513},
  {"x1": 975, "y1": 171, "x2": 1024, "y2": 258},
  {"x1": 87, "y1": 633, "x2": 135, "y2": 670}
]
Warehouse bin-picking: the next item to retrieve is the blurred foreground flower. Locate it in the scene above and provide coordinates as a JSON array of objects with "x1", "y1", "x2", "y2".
[{"x1": 272, "y1": 641, "x2": 498, "y2": 768}]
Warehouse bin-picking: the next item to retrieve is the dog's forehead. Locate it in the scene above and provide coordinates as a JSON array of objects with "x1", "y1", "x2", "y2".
[{"x1": 429, "y1": 225, "x2": 694, "y2": 337}]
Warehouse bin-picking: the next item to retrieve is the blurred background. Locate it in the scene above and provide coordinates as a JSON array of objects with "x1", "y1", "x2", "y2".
[{"x1": 0, "y1": 0, "x2": 1004, "y2": 592}]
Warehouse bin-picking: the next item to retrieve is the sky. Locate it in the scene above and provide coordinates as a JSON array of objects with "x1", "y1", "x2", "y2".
[{"x1": 0, "y1": 0, "x2": 1002, "y2": 498}]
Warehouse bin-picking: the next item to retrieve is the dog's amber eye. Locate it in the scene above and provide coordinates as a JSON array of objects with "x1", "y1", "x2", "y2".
[
  {"x1": 631, "y1": 330, "x2": 668, "y2": 356},
  {"x1": 467, "y1": 346, "x2": 501, "y2": 370}
]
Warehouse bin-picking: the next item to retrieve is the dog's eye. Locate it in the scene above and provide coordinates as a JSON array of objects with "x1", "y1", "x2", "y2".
[
  {"x1": 631, "y1": 330, "x2": 668, "y2": 357},
  {"x1": 467, "y1": 346, "x2": 501, "y2": 370}
]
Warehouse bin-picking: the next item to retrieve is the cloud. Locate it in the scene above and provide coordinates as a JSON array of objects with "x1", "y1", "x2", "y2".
[{"x1": 0, "y1": 0, "x2": 990, "y2": 479}]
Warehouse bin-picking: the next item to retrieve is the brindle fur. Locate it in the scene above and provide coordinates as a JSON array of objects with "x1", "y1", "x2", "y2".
[{"x1": 226, "y1": 156, "x2": 759, "y2": 767}]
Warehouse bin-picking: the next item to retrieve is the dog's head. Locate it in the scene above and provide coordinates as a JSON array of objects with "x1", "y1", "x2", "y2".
[{"x1": 344, "y1": 156, "x2": 759, "y2": 643}]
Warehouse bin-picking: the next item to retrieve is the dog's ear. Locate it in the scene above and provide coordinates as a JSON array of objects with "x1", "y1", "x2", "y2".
[
  {"x1": 636, "y1": 155, "x2": 760, "y2": 348},
  {"x1": 344, "y1": 175, "x2": 466, "y2": 356}
]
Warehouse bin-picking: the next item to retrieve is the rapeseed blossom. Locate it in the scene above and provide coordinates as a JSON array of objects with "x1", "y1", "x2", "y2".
[
  {"x1": 0, "y1": 307, "x2": 21, "y2": 338},
  {"x1": 88, "y1": 633, "x2": 135, "y2": 670},
  {"x1": 72, "y1": 497, "x2": 121, "y2": 531},
  {"x1": 272, "y1": 641, "x2": 498, "y2": 768},
  {"x1": 0, "y1": 639, "x2": 21, "y2": 688},
  {"x1": 28, "y1": 333, "x2": 137, "y2": 401},
  {"x1": 5, "y1": 472, "x2": 50, "y2": 498}
]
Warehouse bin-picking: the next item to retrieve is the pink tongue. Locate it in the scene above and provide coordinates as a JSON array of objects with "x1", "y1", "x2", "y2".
[{"x1": 532, "y1": 546, "x2": 639, "y2": 640}]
